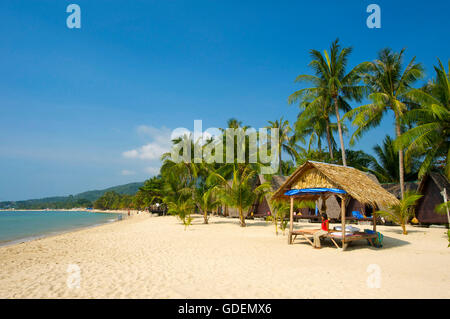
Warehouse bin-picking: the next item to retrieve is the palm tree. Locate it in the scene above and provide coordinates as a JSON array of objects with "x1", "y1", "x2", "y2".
[
  {"x1": 396, "y1": 59, "x2": 450, "y2": 179},
  {"x1": 166, "y1": 197, "x2": 195, "y2": 230},
  {"x1": 266, "y1": 117, "x2": 299, "y2": 174},
  {"x1": 368, "y1": 135, "x2": 420, "y2": 183},
  {"x1": 161, "y1": 169, "x2": 195, "y2": 230},
  {"x1": 289, "y1": 77, "x2": 336, "y2": 160},
  {"x1": 370, "y1": 135, "x2": 401, "y2": 183},
  {"x1": 209, "y1": 165, "x2": 270, "y2": 227},
  {"x1": 289, "y1": 39, "x2": 368, "y2": 166},
  {"x1": 345, "y1": 48, "x2": 424, "y2": 199},
  {"x1": 193, "y1": 184, "x2": 221, "y2": 224},
  {"x1": 269, "y1": 199, "x2": 315, "y2": 235},
  {"x1": 376, "y1": 191, "x2": 422, "y2": 235}
]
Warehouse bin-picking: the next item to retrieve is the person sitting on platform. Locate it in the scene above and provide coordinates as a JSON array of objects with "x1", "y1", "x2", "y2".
[{"x1": 313, "y1": 213, "x2": 329, "y2": 249}]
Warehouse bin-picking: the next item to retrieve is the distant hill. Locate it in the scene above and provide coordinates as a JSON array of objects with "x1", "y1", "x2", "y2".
[
  {"x1": 0, "y1": 182, "x2": 144, "y2": 209},
  {"x1": 73, "y1": 182, "x2": 144, "y2": 202}
]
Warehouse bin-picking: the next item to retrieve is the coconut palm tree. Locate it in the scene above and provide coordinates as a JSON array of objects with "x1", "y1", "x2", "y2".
[
  {"x1": 292, "y1": 93, "x2": 336, "y2": 159},
  {"x1": 266, "y1": 117, "x2": 300, "y2": 174},
  {"x1": 209, "y1": 165, "x2": 270, "y2": 227},
  {"x1": 396, "y1": 59, "x2": 450, "y2": 179},
  {"x1": 370, "y1": 135, "x2": 402, "y2": 183},
  {"x1": 367, "y1": 135, "x2": 420, "y2": 183},
  {"x1": 345, "y1": 48, "x2": 424, "y2": 199},
  {"x1": 289, "y1": 39, "x2": 368, "y2": 166}
]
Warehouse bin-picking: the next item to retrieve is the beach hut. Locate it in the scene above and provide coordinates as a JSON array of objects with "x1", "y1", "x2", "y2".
[
  {"x1": 251, "y1": 175, "x2": 287, "y2": 218},
  {"x1": 415, "y1": 172, "x2": 450, "y2": 224},
  {"x1": 272, "y1": 161, "x2": 399, "y2": 250},
  {"x1": 342, "y1": 172, "x2": 384, "y2": 220},
  {"x1": 381, "y1": 182, "x2": 419, "y2": 199},
  {"x1": 226, "y1": 175, "x2": 288, "y2": 218}
]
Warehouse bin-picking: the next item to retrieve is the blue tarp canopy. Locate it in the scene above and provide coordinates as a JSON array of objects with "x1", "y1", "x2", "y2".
[{"x1": 284, "y1": 188, "x2": 347, "y2": 196}]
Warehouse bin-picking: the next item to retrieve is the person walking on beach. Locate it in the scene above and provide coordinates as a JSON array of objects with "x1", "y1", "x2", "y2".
[{"x1": 313, "y1": 213, "x2": 329, "y2": 249}]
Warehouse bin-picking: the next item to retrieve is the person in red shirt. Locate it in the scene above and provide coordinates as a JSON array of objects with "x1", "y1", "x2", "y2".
[{"x1": 313, "y1": 213, "x2": 329, "y2": 249}]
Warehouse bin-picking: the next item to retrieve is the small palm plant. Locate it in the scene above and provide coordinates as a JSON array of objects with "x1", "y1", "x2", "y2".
[
  {"x1": 376, "y1": 191, "x2": 423, "y2": 235},
  {"x1": 209, "y1": 165, "x2": 270, "y2": 227},
  {"x1": 166, "y1": 198, "x2": 195, "y2": 230},
  {"x1": 268, "y1": 200, "x2": 315, "y2": 235},
  {"x1": 194, "y1": 186, "x2": 221, "y2": 224},
  {"x1": 161, "y1": 168, "x2": 195, "y2": 230}
]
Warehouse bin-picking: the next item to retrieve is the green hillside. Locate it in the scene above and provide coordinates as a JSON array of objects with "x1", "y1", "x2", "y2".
[{"x1": 0, "y1": 182, "x2": 144, "y2": 209}]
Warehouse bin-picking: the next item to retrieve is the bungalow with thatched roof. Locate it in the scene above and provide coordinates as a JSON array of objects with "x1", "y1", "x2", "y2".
[
  {"x1": 381, "y1": 182, "x2": 419, "y2": 199},
  {"x1": 225, "y1": 175, "x2": 288, "y2": 219},
  {"x1": 272, "y1": 161, "x2": 399, "y2": 250},
  {"x1": 250, "y1": 175, "x2": 287, "y2": 218},
  {"x1": 342, "y1": 172, "x2": 382, "y2": 220},
  {"x1": 415, "y1": 172, "x2": 450, "y2": 224}
]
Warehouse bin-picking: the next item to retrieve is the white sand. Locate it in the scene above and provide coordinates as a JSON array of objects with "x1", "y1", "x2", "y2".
[{"x1": 0, "y1": 214, "x2": 449, "y2": 298}]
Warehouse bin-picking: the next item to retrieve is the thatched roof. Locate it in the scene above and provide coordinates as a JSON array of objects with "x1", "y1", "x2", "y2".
[
  {"x1": 382, "y1": 182, "x2": 419, "y2": 199},
  {"x1": 257, "y1": 175, "x2": 287, "y2": 212},
  {"x1": 418, "y1": 172, "x2": 450, "y2": 194},
  {"x1": 272, "y1": 161, "x2": 400, "y2": 208},
  {"x1": 258, "y1": 175, "x2": 287, "y2": 192}
]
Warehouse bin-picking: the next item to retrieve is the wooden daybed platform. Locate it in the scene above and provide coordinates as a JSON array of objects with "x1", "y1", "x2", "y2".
[
  {"x1": 271, "y1": 161, "x2": 400, "y2": 252},
  {"x1": 290, "y1": 228, "x2": 378, "y2": 250}
]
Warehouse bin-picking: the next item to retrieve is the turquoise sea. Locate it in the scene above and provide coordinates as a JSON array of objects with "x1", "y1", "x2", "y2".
[{"x1": 0, "y1": 210, "x2": 122, "y2": 246}]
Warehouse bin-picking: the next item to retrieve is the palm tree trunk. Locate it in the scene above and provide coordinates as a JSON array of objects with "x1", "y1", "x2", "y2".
[
  {"x1": 203, "y1": 210, "x2": 208, "y2": 224},
  {"x1": 279, "y1": 143, "x2": 282, "y2": 175},
  {"x1": 325, "y1": 120, "x2": 334, "y2": 160},
  {"x1": 395, "y1": 115, "x2": 405, "y2": 200},
  {"x1": 334, "y1": 98, "x2": 347, "y2": 166},
  {"x1": 239, "y1": 207, "x2": 246, "y2": 227},
  {"x1": 401, "y1": 223, "x2": 407, "y2": 235}
]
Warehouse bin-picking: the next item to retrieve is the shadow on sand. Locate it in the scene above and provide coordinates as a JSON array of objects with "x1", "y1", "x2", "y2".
[{"x1": 291, "y1": 232, "x2": 410, "y2": 251}]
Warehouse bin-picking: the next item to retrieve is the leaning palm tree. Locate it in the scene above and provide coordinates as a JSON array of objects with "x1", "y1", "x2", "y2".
[
  {"x1": 289, "y1": 39, "x2": 368, "y2": 166},
  {"x1": 266, "y1": 117, "x2": 299, "y2": 174},
  {"x1": 345, "y1": 48, "x2": 424, "y2": 199},
  {"x1": 376, "y1": 191, "x2": 422, "y2": 235},
  {"x1": 209, "y1": 165, "x2": 270, "y2": 227},
  {"x1": 396, "y1": 59, "x2": 450, "y2": 179}
]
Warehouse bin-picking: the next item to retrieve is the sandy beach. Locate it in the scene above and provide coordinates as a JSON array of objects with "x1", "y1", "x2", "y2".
[{"x1": 0, "y1": 214, "x2": 449, "y2": 299}]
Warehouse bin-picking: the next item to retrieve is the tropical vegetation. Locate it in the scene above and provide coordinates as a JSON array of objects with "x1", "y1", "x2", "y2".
[{"x1": 4, "y1": 41, "x2": 448, "y2": 235}]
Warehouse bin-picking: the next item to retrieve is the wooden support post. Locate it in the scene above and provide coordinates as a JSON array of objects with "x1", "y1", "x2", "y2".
[
  {"x1": 288, "y1": 196, "x2": 294, "y2": 244},
  {"x1": 372, "y1": 206, "x2": 377, "y2": 233},
  {"x1": 341, "y1": 195, "x2": 346, "y2": 249}
]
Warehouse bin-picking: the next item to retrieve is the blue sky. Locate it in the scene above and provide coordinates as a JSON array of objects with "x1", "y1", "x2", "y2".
[{"x1": 0, "y1": 0, "x2": 449, "y2": 200}]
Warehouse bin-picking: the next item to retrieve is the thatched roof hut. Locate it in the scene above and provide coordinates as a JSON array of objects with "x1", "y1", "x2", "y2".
[
  {"x1": 272, "y1": 161, "x2": 399, "y2": 208},
  {"x1": 252, "y1": 175, "x2": 287, "y2": 217},
  {"x1": 274, "y1": 161, "x2": 400, "y2": 250},
  {"x1": 226, "y1": 175, "x2": 288, "y2": 218},
  {"x1": 415, "y1": 172, "x2": 449, "y2": 224},
  {"x1": 381, "y1": 182, "x2": 419, "y2": 199}
]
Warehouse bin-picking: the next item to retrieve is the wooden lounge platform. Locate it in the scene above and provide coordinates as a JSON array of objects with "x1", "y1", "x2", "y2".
[
  {"x1": 289, "y1": 229, "x2": 378, "y2": 250},
  {"x1": 271, "y1": 161, "x2": 400, "y2": 251},
  {"x1": 293, "y1": 214, "x2": 321, "y2": 222}
]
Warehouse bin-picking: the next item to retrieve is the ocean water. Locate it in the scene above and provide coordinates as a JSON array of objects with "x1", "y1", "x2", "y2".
[{"x1": 0, "y1": 210, "x2": 122, "y2": 246}]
